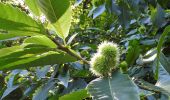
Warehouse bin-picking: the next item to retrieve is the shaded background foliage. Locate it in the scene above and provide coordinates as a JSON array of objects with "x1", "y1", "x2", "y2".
[{"x1": 0, "y1": 0, "x2": 170, "y2": 100}]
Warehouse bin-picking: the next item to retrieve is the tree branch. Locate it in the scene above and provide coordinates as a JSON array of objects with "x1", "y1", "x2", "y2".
[
  {"x1": 134, "y1": 79, "x2": 168, "y2": 94},
  {"x1": 46, "y1": 30, "x2": 89, "y2": 65}
]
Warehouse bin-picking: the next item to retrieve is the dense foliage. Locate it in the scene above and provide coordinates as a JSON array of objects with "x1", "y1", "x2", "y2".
[{"x1": 0, "y1": 0, "x2": 170, "y2": 100}]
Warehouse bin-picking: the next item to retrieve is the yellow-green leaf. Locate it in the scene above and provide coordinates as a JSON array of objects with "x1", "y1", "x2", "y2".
[{"x1": 36, "y1": 0, "x2": 71, "y2": 39}]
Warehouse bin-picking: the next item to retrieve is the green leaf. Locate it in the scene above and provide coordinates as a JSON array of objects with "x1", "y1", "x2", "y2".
[
  {"x1": 1, "y1": 70, "x2": 21, "y2": 99},
  {"x1": 58, "y1": 71, "x2": 70, "y2": 88},
  {"x1": 0, "y1": 32, "x2": 41, "y2": 41},
  {"x1": 24, "y1": 84, "x2": 38, "y2": 97},
  {"x1": 37, "y1": 0, "x2": 71, "y2": 39},
  {"x1": 156, "y1": 65, "x2": 170, "y2": 96},
  {"x1": 106, "y1": 0, "x2": 121, "y2": 15},
  {"x1": 118, "y1": 1, "x2": 131, "y2": 28},
  {"x1": 156, "y1": 25, "x2": 170, "y2": 79},
  {"x1": 67, "y1": 33, "x2": 78, "y2": 45},
  {"x1": 25, "y1": 0, "x2": 41, "y2": 16},
  {"x1": 157, "y1": 0, "x2": 170, "y2": 9},
  {"x1": 87, "y1": 71, "x2": 140, "y2": 100},
  {"x1": 126, "y1": 40, "x2": 141, "y2": 66},
  {"x1": 0, "y1": 44, "x2": 50, "y2": 59},
  {"x1": 1, "y1": 85, "x2": 20, "y2": 99},
  {"x1": 0, "y1": 46, "x2": 55, "y2": 60},
  {"x1": 127, "y1": 0, "x2": 140, "y2": 8},
  {"x1": 36, "y1": 66, "x2": 50, "y2": 79},
  {"x1": 143, "y1": 48, "x2": 157, "y2": 59},
  {"x1": 0, "y1": 75, "x2": 5, "y2": 90},
  {"x1": 92, "y1": 3, "x2": 106, "y2": 19},
  {"x1": 160, "y1": 52, "x2": 170, "y2": 74},
  {"x1": 0, "y1": 46, "x2": 21, "y2": 58},
  {"x1": 33, "y1": 80, "x2": 56, "y2": 100},
  {"x1": 23, "y1": 35, "x2": 56, "y2": 48},
  {"x1": 151, "y1": 4, "x2": 165, "y2": 28},
  {"x1": 0, "y1": 3, "x2": 45, "y2": 39},
  {"x1": 59, "y1": 89, "x2": 89, "y2": 100},
  {"x1": 62, "y1": 79, "x2": 87, "y2": 94},
  {"x1": 0, "y1": 51, "x2": 76, "y2": 70},
  {"x1": 74, "y1": 0, "x2": 83, "y2": 7}
]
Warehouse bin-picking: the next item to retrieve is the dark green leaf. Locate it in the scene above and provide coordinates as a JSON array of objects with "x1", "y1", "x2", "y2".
[
  {"x1": 67, "y1": 33, "x2": 78, "y2": 45},
  {"x1": 160, "y1": 52, "x2": 170, "y2": 74},
  {"x1": 1, "y1": 85, "x2": 19, "y2": 99},
  {"x1": 58, "y1": 71, "x2": 70, "y2": 88},
  {"x1": 62, "y1": 79, "x2": 87, "y2": 94},
  {"x1": 118, "y1": 1, "x2": 131, "y2": 28},
  {"x1": 151, "y1": 4, "x2": 165, "y2": 28},
  {"x1": 1, "y1": 70, "x2": 21, "y2": 99},
  {"x1": 74, "y1": 0, "x2": 83, "y2": 7},
  {"x1": 92, "y1": 4, "x2": 106, "y2": 19},
  {"x1": 33, "y1": 80, "x2": 56, "y2": 100},
  {"x1": 36, "y1": 66, "x2": 50, "y2": 79},
  {"x1": 87, "y1": 71, "x2": 140, "y2": 100},
  {"x1": 156, "y1": 65, "x2": 170, "y2": 96},
  {"x1": 106, "y1": 0, "x2": 121, "y2": 15}
]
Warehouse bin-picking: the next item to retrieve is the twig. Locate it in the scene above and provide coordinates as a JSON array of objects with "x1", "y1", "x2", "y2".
[
  {"x1": 134, "y1": 79, "x2": 168, "y2": 94},
  {"x1": 46, "y1": 30, "x2": 89, "y2": 65},
  {"x1": 137, "y1": 84, "x2": 161, "y2": 93}
]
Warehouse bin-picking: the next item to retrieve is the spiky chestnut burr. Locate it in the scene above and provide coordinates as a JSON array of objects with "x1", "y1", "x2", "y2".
[{"x1": 90, "y1": 41, "x2": 120, "y2": 77}]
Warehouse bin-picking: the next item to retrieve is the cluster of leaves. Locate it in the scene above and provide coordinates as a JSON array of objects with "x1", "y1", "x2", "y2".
[{"x1": 0, "y1": 0, "x2": 170, "y2": 100}]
